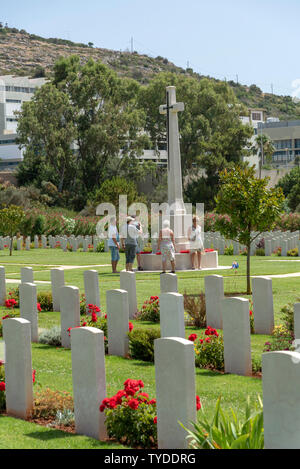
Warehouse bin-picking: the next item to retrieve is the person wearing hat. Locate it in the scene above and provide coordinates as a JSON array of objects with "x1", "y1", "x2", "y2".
[
  {"x1": 157, "y1": 219, "x2": 176, "y2": 274},
  {"x1": 121, "y1": 216, "x2": 142, "y2": 272}
]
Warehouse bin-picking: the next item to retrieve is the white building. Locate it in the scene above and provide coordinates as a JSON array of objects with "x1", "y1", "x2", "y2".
[{"x1": 0, "y1": 75, "x2": 46, "y2": 170}]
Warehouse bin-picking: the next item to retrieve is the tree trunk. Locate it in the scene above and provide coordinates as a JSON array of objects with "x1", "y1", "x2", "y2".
[
  {"x1": 9, "y1": 236, "x2": 13, "y2": 257},
  {"x1": 247, "y1": 244, "x2": 251, "y2": 294}
]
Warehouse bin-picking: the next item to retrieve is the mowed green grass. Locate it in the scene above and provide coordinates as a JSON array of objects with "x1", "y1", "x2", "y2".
[{"x1": 0, "y1": 249, "x2": 299, "y2": 449}]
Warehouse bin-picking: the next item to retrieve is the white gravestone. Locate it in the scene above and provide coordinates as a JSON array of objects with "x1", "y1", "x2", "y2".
[
  {"x1": 159, "y1": 293, "x2": 185, "y2": 339},
  {"x1": 3, "y1": 318, "x2": 34, "y2": 419},
  {"x1": 106, "y1": 289, "x2": 129, "y2": 357},
  {"x1": 222, "y1": 297, "x2": 252, "y2": 376},
  {"x1": 252, "y1": 277, "x2": 274, "y2": 335},
  {"x1": 155, "y1": 337, "x2": 196, "y2": 449},
  {"x1": 21, "y1": 267, "x2": 34, "y2": 284},
  {"x1": 19, "y1": 282, "x2": 38, "y2": 343},
  {"x1": 71, "y1": 327, "x2": 107, "y2": 440},
  {"x1": 160, "y1": 273, "x2": 178, "y2": 294},
  {"x1": 60, "y1": 286, "x2": 81, "y2": 349},
  {"x1": 51, "y1": 268, "x2": 65, "y2": 312},
  {"x1": 0, "y1": 266, "x2": 6, "y2": 305},
  {"x1": 120, "y1": 271, "x2": 137, "y2": 319},
  {"x1": 84, "y1": 270, "x2": 100, "y2": 313},
  {"x1": 205, "y1": 275, "x2": 224, "y2": 329},
  {"x1": 34, "y1": 235, "x2": 39, "y2": 249},
  {"x1": 263, "y1": 351, "x2": 300, "y2": 449},
  {"x1": 294, "y1": 303, "x2": 300, "y2": 340}
]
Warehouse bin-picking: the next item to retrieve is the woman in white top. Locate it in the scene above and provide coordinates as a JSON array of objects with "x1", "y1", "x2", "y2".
[
  {"x1": 157, "y1": 220, "x2": 176, "y2": 274},
  {"x1": 188, "y1": 216, "x2": 204, "y2": 270}
]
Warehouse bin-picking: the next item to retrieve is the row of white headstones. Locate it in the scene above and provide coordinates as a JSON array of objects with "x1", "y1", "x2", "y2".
[
  {"x1": 1, "y1": 230, "x2": 299, "y2": 256},
  {"x1": 205, "y1": 230, "x2": 300, "y2": 256},
  {"x1": 0, "y1": 235, "x2": 101, "y2": 252},
  {"x1": 1, "y1": 267, "x2": 300, "y2": 449}
]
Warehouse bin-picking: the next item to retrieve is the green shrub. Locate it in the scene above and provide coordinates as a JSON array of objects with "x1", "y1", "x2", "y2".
[
  {"x1": 129, "y1": 328, "x2": 161, "y2": 362},
  {"x1": 224, "y1": 244, "x2": 233, "y2": 255},
  {"x1": 80, "y1": 294, "x2": 86, "y2": 315},
  {"x1": 183, "y1": 396, "x2": 264, "y2": 449},
  {"x1": 255, "y1": 248, "x2": 265, "y2": 256},
  {"x1": 101, "y1": 379, "x2": 157, "y2": 448},
  {"x1": 193, "y1": 328, "x2": 224, "y2": 371},
  {"x1": 33, "y1": 215, "x2": 45, "y2": 235},
  {"x1": 263, "y1": 324, "x2": 294, "y2": 353},
  {"x1": 96, "y1": 241, "x2": 105, "y2": 253},
  {"x1": 135, "y1": 296, "x2": 160, "y2": 322},
  {"x1": 39, "y1": 326, "x2": 61, "y2": 347},
  {"x1": 37, "y1": 291, "x2": 53, "y2": 312},
  {"x1": 287, "y1": 247, "x2": 298, "y2": 257}
]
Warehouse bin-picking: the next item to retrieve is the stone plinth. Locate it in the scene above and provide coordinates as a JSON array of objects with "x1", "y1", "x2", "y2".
[{"x1": 139, "y1": 251, "x2": 218, "y2": 271}]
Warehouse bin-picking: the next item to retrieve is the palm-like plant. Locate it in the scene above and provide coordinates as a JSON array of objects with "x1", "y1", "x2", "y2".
[{"x1": 182, "y1": 396, "x2": 264, "y2": 449}]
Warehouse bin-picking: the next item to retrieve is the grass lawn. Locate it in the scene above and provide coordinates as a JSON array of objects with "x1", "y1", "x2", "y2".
[{"x1": 0, "y1": 249, "x2": 299, "y2": 449}]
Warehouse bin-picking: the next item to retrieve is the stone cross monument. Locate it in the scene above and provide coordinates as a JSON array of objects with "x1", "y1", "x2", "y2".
[
  {"x1": 159, "y1": 86, "x2": 189, "y2": 248},
  {"x1": 159, "y1": 86, "x2": 185, "y2": 211}
]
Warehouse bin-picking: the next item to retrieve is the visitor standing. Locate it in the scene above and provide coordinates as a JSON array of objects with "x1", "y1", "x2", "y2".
[
  {"x1": 188, "y1": 216, "x2": 204, "y2": 270},
  {"x1": 121, "y1": 217, "x2": 141, "y2": 272},
  {"x1": 157, "y1": 220, "x2": 176, "y2": 274},
  {"x1": 108, "y1": 217, "x2": 120, "y2": 273}
]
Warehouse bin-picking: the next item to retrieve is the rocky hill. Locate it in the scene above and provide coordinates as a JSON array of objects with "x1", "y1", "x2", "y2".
[
  {"x1": 1, "y1": 26, "x2": 300, "y2": 120},
  {"x1": 0, "y1": 27, "x2": 185, "y2": 83}
]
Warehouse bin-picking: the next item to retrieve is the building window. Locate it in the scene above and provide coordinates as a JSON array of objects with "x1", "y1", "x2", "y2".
[
  {"x1": 6, "y1": 99, "x2": 21, "y2": 103},
  {"x1": 274, "y1": 139, "x2": 292, "y2": 150},
  {"x1": 252, "y1": 112, "x2": 262, "y2": 121}
]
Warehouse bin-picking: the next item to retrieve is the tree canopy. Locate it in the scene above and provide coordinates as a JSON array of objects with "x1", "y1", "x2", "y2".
[{"x1": 215, "y1": 166, "x2": 284, "y2": 293}]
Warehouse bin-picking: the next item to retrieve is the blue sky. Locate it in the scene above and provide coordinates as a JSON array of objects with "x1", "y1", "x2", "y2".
[{"x1": 1, "y1": 0, "x2": 299, "y2": 96}]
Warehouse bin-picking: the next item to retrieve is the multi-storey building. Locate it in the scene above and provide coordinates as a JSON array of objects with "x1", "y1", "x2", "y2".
[
  {"x1": 0, "y1": 75, "x2": 46, "y2": 170},
  {"x1": 258, "y1": 120, "x2": 300, "y2": 166}
]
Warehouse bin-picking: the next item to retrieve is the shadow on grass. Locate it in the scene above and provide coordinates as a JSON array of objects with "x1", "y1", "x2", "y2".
[{"x1": 25, "y1": 428, "x2": 123, "y2": 448}]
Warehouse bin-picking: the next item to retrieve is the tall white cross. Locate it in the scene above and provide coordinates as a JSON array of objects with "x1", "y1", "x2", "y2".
[{"x1": 159, "y1": 86, "x2": 185, "y2": 209}]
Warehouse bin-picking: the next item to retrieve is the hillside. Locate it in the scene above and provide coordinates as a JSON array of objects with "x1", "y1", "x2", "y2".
[{"x1": 1, "y1": 26, "x2": 300, "y2": 120}]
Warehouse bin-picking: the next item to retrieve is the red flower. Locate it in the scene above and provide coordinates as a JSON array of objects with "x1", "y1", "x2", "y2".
[
  {"x1": 205, "y1": 337, "x2": 211, "y2": 343},
  {"x1": 37, "y1": 303, "x2": 42, "y2": 312},
  {"x1": 153, "y1": 416, "x2": 157, "y2": 424},
  {"x1": 249, "y1": 310, "x2": 253, "y2": 316},
  {"x1": 2, "y1": 315, "x2": 10, "y2": 320},
  {"x1": 91, "y1": 312, "x2": 98, "y2": 323},
  {"x1": 124, "y1": 379, "x2": 144, "y2": 396},
  {"x1": 105, "y1": 314, "x2": 107, "y2": 319},
  {"x1": 137, "y1": 392, "x2": 149, "y2": 402},
  {"x1": 149, "y1": 399, "x2": 156, "y2": 405},
  {"x1": 82, "y1": 322, "x2": 87, "y2": 327},
  {"x1": 0, "y1": 381, "x2": 5, "y2": 392},
  {"x1": 129, "y1": 322, "x2": 134, "y2": 332},
  {"x1": 196, "y1": 395, "x2": 201, "y2": 411},
  {"x1": 188, "y1": 334, "x2": 197, "y2": 342},
  {"x1": 32, "y1": 370, "x2": 36, "y2": 383},
  {"x1": 128, "y1": 399, "x2": 139, "y2": 410},
  {"x1": 199, "y1": 339, "x2": 203, "y2": 344}
]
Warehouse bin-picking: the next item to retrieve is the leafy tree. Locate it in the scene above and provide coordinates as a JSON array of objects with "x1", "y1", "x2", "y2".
[
  {"x1": 215, "y1": 166, "x2": 284, "y2": 293},
  {"x1": 138, "y1": 72, "x2": 253, "y2": 210},
  {"x1": 16, "y1": 56, "x2": 152, "y2": 209},
  {"x1": 0, "y1": 205, "x2": 25, "y2": 256},
  {"x1": 16, "y1": 83, "x2": 77, "y2": 193},
  {"x1": 88, "y1": 177, "x2": 145, "y2": 211},
  {"x1": 277, "y1": 167, "x2": 300, "y2": 211},
  {"x1": 53, "y1": 56, "x2": 150, "y2": 195}
]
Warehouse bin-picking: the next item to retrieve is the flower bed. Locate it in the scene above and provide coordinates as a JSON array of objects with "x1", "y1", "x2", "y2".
[{"x1": 135, "y1": 296, "x2": 160, "y2": 323}]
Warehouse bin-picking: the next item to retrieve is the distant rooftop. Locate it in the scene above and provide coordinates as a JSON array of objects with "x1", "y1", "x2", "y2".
[
  {"x1": 0, "y1": 75, "x2": 47, "y2": 86},
  {"x1": 259, "y1": 120, "x2": 300, "y2": 129}
]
